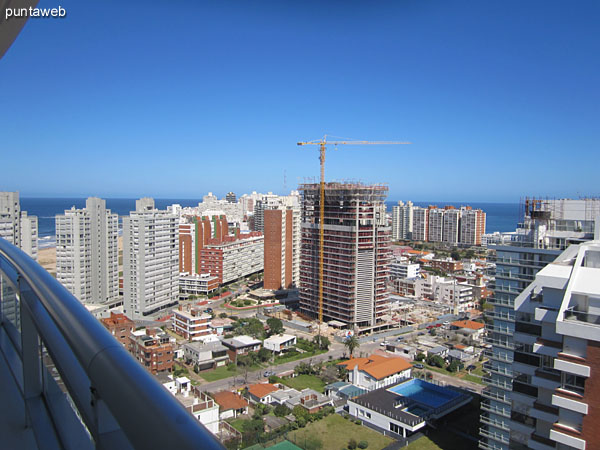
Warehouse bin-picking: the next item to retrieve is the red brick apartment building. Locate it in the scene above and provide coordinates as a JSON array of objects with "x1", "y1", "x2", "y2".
[
  {"x1": 129, "y1": 327, "x2": 174, "y2": 374},
  {"x1": 100, "y1": 312, "x2": 135, "y2": 346},
  {"x1": 179, "y1": 214, "x2": 263, "y2": 285},
  {"x1": 428, "y1": 258, "x2": 463, "y2": 273},
  {"x1": 264, "y1": 208, "x2": 293, "y2": 290}
]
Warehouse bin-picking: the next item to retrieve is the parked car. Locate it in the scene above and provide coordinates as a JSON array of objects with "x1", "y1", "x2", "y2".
[
  {"x1": 466, "y1": 365, "x2": 477, "y2": 372},
  {"x1": 396, "y1": 336, "x2": 405, "y2": 341},
  {"x1": 204, "y1": 307, "x2": 213, "y2": 313},
  {"x1": 264, "y1": 370, "x2": 275, "y2": 377},
  {"x1": 380, "y1": 342, "x2": 387, "y2": 347},
  {"x1": 414, "y1": 363, "x2": 424, "y2": 369}
]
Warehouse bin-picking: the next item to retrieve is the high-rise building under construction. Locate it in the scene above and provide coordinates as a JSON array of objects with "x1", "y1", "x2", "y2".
[{"x1": 298, "y1": 182, "x2": 391, "y2": 330}]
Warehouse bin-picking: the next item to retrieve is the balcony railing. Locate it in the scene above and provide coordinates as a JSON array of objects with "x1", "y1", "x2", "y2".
[
  {"x1": 564, "y1": 307, "x2": 600, "y2": 325},
  {"x1": 0, "y1": 238, "x2": 223, "y2": 449}
]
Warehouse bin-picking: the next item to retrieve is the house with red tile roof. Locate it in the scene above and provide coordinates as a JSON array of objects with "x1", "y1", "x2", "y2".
[
  {"x1": 212, "y1": 391, "x2": 249, "y2": 420},
  {"x1": 338, "y1": 354, "x2": 412, "y2": 390},
  {"x1": 246, "y1": 383, "x2": 279, "y2": 404},
  {"x1": 450, "y1": 319, "x2": 486, "y2": 341}
]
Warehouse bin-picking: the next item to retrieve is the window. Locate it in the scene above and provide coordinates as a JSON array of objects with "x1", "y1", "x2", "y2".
[
  {"x1": 389, "y1": 422, "x2": 402, "y2": 434},
  {"x1": 562, "y1": 373, "x2": 585, "y2": 395}
]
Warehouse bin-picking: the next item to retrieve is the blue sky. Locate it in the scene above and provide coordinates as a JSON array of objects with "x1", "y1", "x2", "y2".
[{"x1": 1, "y1": 0, "x2": 598, "y2": 202}]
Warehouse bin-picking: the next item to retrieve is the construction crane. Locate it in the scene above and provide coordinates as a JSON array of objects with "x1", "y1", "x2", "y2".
[{"x1": 297, "y1": 135, "x2": 411, "y2": 329}]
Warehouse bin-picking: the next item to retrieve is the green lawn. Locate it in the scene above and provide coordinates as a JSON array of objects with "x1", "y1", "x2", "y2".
[
  {"x1": 414, "y1": 362, "x2": 486, "y2": 385},
  {"x1": 229, "y1": 417, "x2": 250, "y2": 432},
  {"x1": 200, "y1": 363, "x2": 263, "y2": 382},
  {"x1": 273, "y1": 349, "x2": 327, "y2": 365},
  {"x1": 280, "y1": 374, "x2": 326, "y2": 393},
  {"x1": 287, "y1": 414, "x2": 393, "y2": 450},
  {"x1": 405, "y1": 436, "x2": 444, "y2": 450}
]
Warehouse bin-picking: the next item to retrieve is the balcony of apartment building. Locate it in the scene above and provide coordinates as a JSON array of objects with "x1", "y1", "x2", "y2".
[{"x1": 0, "y1": 239, "x2": 223, "y2": 450}]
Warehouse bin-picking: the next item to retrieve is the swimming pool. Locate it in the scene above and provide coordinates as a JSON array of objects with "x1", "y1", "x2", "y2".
[{"x1": 388, "y1": 379, "x2": 460, "y2": 408}]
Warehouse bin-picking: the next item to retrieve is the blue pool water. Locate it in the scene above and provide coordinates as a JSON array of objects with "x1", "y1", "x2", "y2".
[{"x1": 388, "y1": 379, "x2": 460, "y2": 408}]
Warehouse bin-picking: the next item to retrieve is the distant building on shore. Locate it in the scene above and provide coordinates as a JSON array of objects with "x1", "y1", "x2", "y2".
[
  {"x1": 392, "y1": 201, "x2": 486, "y2": 246},
  {"x1": 0, "y1": 191, "x2": 38, "y2": 260}
]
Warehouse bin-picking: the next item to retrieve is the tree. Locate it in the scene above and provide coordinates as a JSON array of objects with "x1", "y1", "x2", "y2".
[
  {"x1": 451, "y1": 250, "x2": 461, "y2": 261},
  {"x1": 266, "y1": 317, "x2": 284, "y2": 336},
  {"x1": 219, "y1": 312, "x2": 228, "y2": 318},
  {"x1": 447, "y1": 360, "x2": 460, "y2": 373},
  {"x1": 344, "y1": 334, "x2": 359, "y2": 358},
  {"x1": 258, "y1": 347, "x2": 271, "y2": 363},
  {"x1": 313, "y1": 335, "x2": 330, "y2": 350},
  {"x1": 292, "y1": 405, "x2": 310, "y2": 422},
  {"x1": 415, "y1": 352, "x2": 426, "y2": 362},
  {"x1": 426, "y1": 354, "x2": 446, "y2": 368},
  {"x1": 237, "y1": 318, "x2": 265, "y2": 339},
  {"x1": 429, "y1": 328, "x2": 437, "y2": 336},
  {"x1": 274, "y1": 404, "x2": 291, "y2": 417}
]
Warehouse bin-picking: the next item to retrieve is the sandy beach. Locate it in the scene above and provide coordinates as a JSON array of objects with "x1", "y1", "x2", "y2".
[{"x1": 38, "y1": 246, "x2": 56, "y2": 275}]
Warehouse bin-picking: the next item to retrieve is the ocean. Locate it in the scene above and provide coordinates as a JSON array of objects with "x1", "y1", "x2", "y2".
[{"x1": 21, "y1": 198, "x2": 521, "y2": 245}]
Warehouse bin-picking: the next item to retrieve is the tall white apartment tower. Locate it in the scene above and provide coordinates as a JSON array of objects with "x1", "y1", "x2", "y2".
[
  {"x1": 123, "y1": 198, "x2": 179, "y2": 319},
  {"x1": 442, "y1": 208, "x2": 460, "y2": 245},
  {"x1": 56, "y1": 197, "x2": 119, "y2": 304},
  {"x1": 392, "y1": 200, "x2": 413, "y2": 241},
  {"x1": 427, "y1": 208, "x2": 444, "y2": 243},
  {"x1": 412, "y1": 207, "x2": 429, "y2": 242},
  {"x1": 0, "y1": 191, "x2": 38, "y2": 260},
  {"x1": 20, "y1": 212, "x2": 38, "y2": 261}
]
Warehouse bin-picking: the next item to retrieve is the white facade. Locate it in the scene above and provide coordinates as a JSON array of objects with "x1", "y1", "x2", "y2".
[
  {"x1": 389, "y1": 260, "x2": 420, "y2": 279},
  {"x1": 442, "y1": 209, "x2": 461, "y2": 245},
  {"x1": 0, "y1": 192, "x2": 38, "y2": 260},
  {"x1": 412, "y1": 207, "x2": 428, "y2": 242},
  {"x1": 56, "y1": 198, "x2": 119, "y2": 304},
  {"x1": 123, "y1": 198, "x2": 179, "y2": 319},
  {"x1": 19, "y1": 212, "x2": 38, "y2": 260},
  {"x1": 263, "y1": 334, "x2": 296, "y2": 353},
  {"x1": 427, "y1": 208, "x2": 444, "y2": 243},
  {"x1": 0, "y1": 191, "x2": 20, "y2": 245},
  {"x1": 220, "y1": 235, "x2": 264, "y2": 284},
  {"x1": 392, "y1": 201, "x2": 413, "y2": 241},
  {"x1": 506, "y1": 240, "x2": 600, "y2": 449},
  {"x1": 179, "y1": 273, "x2": 219, "y2": 295},
  {"x1": 349, "y1": 365, "x2": 412, "y2": 391}
]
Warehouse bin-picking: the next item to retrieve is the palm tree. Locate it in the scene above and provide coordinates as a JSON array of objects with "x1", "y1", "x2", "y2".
[{"x1": 344, "y1": 334, "x2": 359, "y2": 358}]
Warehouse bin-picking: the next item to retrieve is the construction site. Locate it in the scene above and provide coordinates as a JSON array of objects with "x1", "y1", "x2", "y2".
[{"x1": 298, "y1": 182, "x2": 392, "y2": 333}]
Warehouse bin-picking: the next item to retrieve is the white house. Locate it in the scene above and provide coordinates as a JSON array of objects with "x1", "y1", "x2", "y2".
[
  {"x1": 263, "y1": 334, "x2": 296, "y2": 353},
  {"x1": 338, "y1": 355, "x2": 412, "y2": 390},
  {"x1": 212, "y1": 391, "x2": 249, "y2": 420},
  {"x1": 246, "y1": 383, "x2": 279, "y2": 404}
]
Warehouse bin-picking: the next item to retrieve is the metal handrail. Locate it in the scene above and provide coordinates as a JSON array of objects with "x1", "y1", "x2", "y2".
[{"x1": 0, "y1": 238, "x2": 223, "y2": 449}]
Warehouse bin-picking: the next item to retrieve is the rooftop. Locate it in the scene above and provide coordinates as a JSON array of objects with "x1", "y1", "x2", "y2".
[
  {"x1": 264, "y1": 334, "x2": 296, "y2": 345},
  {"x1": 338, "y1": 354, "x2": 412, "y2": 380},
  {"x1": 450, "y1": 320, "x2": 484, "y2": 330},
  {"x1": 222, "y1": 335, "x2": 262, "y2": 348},
  {"x1": 212, "y1": 391, "x2": 248, "y2": 411},
  {"x1": 247, "y1": 383, "x2": 279, "y2": 399}
]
